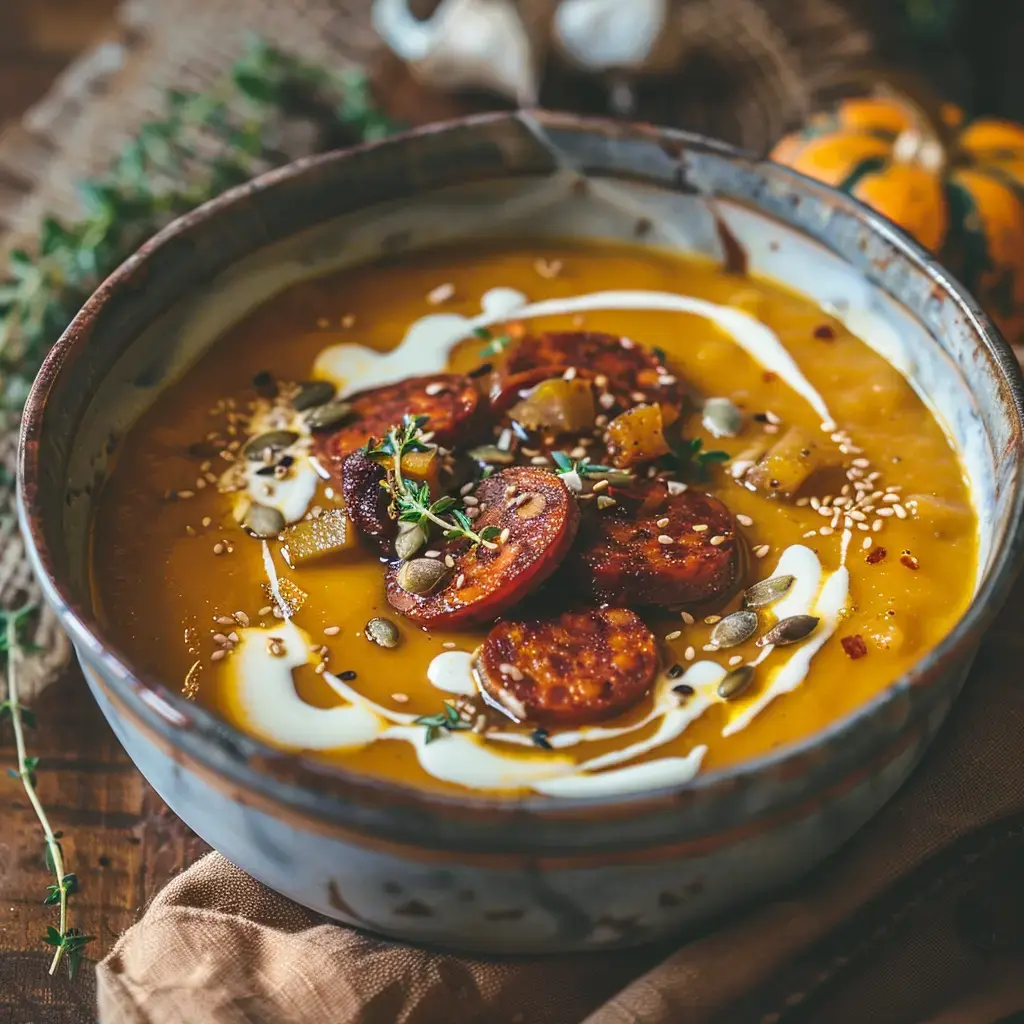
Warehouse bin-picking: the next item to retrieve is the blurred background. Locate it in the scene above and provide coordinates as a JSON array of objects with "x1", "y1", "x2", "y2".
[{"x1": 0, "y1": 1, "x2": 118, "y2": 126}]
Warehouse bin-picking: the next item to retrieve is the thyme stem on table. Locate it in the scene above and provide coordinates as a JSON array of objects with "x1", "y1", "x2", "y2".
[{"x1": 2, "y1": 605, "x2": 92, "y2": 979}]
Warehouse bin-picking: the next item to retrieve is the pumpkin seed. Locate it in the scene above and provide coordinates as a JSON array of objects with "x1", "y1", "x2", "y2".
[
  {"x1": 292, "y1": 380, "x2": 335, "y2": 411},
  {"x1": 467, "y1": 445, "x2": 516, "y2": 466},
  {"x1": 717, "y1": 664, "x2": 754, "y2": 700},
  {"x1": 756, "y1": 614, "x2": 819, "y2": 648},
  {"x1": 743, "y1": 574, "x2": 795, "y2": 609},
  {"x1": 304, "y1": 400, "x2": 354, "y2": 431},
  {"x1": 244, "y1": 503, "x2": 285, "y2": 538},
  {"x1": 710, "y1": 610, "x2": 758, "y2": 648},
  {"x1": 244, "y1": 430, "x2": 298, "y2": 461},
  {"x1": 366, "y1": 616, "x2": 400, "y2": 649},
  {"x1": 395, "y1": 521, "x2": 429, "y2": 561},
  {"x1": 397, "y1": 558, "x2": 451, "y2": 595},
  {"x1": 702, "y1": 397, "x2": 743, "y2": 438}
]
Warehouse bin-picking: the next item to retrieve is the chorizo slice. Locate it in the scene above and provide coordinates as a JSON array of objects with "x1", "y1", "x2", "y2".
[
  {"x1": 319, "y1": 373, "x2": 483, "y2": 464},
  {"x1": 474, "y1": 608, "x2": 659, "y2": 727},
  {"x1": 385, "y1": 467, "x2": 579, "y2": 628},
  {"x1": 340, "y1": 449, "x2": 393, "y2": 554},
  {"x1": 492, "y1": 332, "x2": 685, "y2": 414},
  {"x1": 569, "y1": 481, "x2": 741, "y2": 607}
]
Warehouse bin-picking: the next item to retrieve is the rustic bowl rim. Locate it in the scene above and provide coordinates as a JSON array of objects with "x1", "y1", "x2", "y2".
[{"x1": 16, "y1": 110, "x2": 1024, "y2": 839}]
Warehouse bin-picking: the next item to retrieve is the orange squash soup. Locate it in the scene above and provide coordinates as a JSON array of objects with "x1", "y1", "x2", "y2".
[{"x1": 90, "y1": 241, "x2": 977, "y2": 799}]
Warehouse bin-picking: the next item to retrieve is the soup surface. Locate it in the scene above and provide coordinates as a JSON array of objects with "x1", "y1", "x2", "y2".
[{"x1": 91, "y1": 241, "x2": 977, "y2": 799}]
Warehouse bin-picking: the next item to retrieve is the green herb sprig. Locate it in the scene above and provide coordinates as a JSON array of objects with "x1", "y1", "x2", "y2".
[
  {"x1": 665, "y1": 437, "x2": 730, "y2": 483},
  {"x1": 1, "y1": 605, "x2": 93, "y2": 979},
  {"x1": 474, "y1": 327, "x2": 512, "y2": 358},
  {"x1": 366, "y1": 415, "x2": 500, "y2": 549},
  {"x1": 550, "y1": 451, "x2": 633, "y2": 485},
  {"x1": 414, "y1": 701, "x2": 473, "y2": 744}
]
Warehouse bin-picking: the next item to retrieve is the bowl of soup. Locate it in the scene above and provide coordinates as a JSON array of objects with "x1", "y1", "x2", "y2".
[{"x1": 18, "y1": 111, "x2": 1024, "y2": 952}]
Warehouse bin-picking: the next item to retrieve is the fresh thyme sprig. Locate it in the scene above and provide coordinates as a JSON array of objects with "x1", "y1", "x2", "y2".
[
  {"x1": 0, "y1": 38, "x2": 401, "y2": 412},
  {"x1": 1, "y1": 604, "x2": 93, "y2": 979},
  {"x1": 474, "y1": 326, "x2": 512, "y2": 358},
  {"x1": 668, "y1": 437, "x2": 731, "y2": 482},
  {"x1": 414, "y1": 701, "x2": 472, "y2": 744},
  {"x1": 366, "y1": 415, "x2": 500, "y2": 549}
]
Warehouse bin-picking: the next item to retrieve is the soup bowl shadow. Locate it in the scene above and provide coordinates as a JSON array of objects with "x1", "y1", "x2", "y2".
[{"x1": 17, "y1": 111, "x2": 1024, "y2": 953}]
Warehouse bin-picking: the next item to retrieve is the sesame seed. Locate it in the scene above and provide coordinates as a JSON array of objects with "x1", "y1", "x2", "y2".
[
  {"x1": 795, "y1": 497, "x2": 810, "y2": 507},
  {"x1": 456, "y1": 573, "x2": 466, "y2": 588},
  {"x1": 460, "y1": 481, "x2": 476, "y2": 496},
  {"x1": 684, "y1": 646, "x2": 696, "y2": 661},
  {"x1": 754, "y1": 544, "x2": 770, "y2": 558},
  {"x1": 810, "y1": 497, "x2": 821, "y2": 510},
  {"x1": 665, "y1": 630, "x2": 682, "y2": 641},
  {"x1": 178, "y1": 490, "x2": 195, "y2": 499},
  {"x1": 877, "y1": 508, "x2": 894, "y2": 518},
  {"x1": 851, "y1": 457, "x2": 871, "y2": 468},
  {"x1": 819, "y1": 526, "x2": 834, "y2": 536},
  {"x1": 444, "y1": 554, "x2": 456, "y2": 568},
  {"x1": 213, "y1": 543, "x2": 225, "y2": 555},
  {"x1": 201, "y1": 516, "x2": 212, "y2": 528},
  {"x1": 681, "y1": 611, "x2": 695, "y2": 624},
  {"x1": 803, "y1": 530, "x2": 818, "y2": 538},
  {"x1": 893, "y1": 504, "x2": 907, "y2": 519},
  {"x1": 499, "y1": 528, "x2": 511, "y2": 544},
  {"x1": 233, "y1": 611, "x2": 250, "y2": 627},
  {"x1": 704, "y1": 615, "x2": 722, "y2": 625},
  {"x1": 728, "y1": 655, "x2": 744, "y2": 667},
  {"x1": 736, "y1": 514, "x2": 753, "y2": 527},
  {"x1": 658, "y1": 535, "x2": 674, "y2": 545},
  {"x1": 710, "y1": 535, "x2": 727, "y2": 546},
  {"x1": 185, "y1": 525, "x2": 197, "y2": 537},
  {"x1": 562, "y1": 366, "x2": 578, "y2": 381},
  {"x1": 425, "y1": 382, "x2": 447, "y2": 396},
  {"x1": 258, "y1": 606, "x2": 273, "y2": 617},
  {"x1": 211, "y1": 649, "x2": 227, "y2": 661},
  {"x1": 656, "y1": 517, "x2": 670, "y2": 528},
  {"x1": 314, "y1": 663, "x2": 326, "y2": 675},
  {"x1": 530, "y1": 456, "x2": 550, "y2": 466},
  {"x1": 848, "y1": 510, "x2": 867, "y2": 521},
  {"x1": 765, "y1": 410, "x2": 781, "y2": 425},
  {"x1": 872, "y1": 519, "x2": 883, "y2": 532},
  {"x1": 505, "y1": 484, "x2": 517, "y2": 498},
  {"x1": 594, "y1": 374, "x2": 609, "y2": 388},
  {"x1": 882, "y1": 493, "x2": 900, "y2": 503},
  {"x1": 392, "y1": 692, "x2": 410, "y2": 703},
  {"x1": 620, "y1": 336, "x2": 635, "y2": 349},
  {"x1": 818, "y1": 506, "x2": 833, "y2": 518},
  {"x1": 427, "y1": 282, "x2": 455, "y2": 304},
  {"x1": 630, "y1": 391, "x2": 647, "y2": 403},
  {"x1": 463, "y1": 495, "x2": 479, "y2": 506},
  {"x1": 592, "y1": 479, "x2": 609, "y2": 492},
  {"x1": 442, "y1": 641, "x2": 457, "y2": 649},
  {"x1": 693, "y1": 524, "x2": 709, "y2": 533},
  {"x1": 862, "y1": 537, "x2": 873, "y2": 550},
  {"x1": 324, "y1": 626, "x2": 341, "y2": 636},
  {"x1": 599, "y1": 392, "x2": 617, "y2": 409},
  {"x1": 424, "y1": 549, "x2": 441, "y2": 558},
  {"x1": 499, "y1": 663, "x2": 524, "y2": 681},
  {"x1": 844, "y1": 517, "x2": 853, "y2": 530}
]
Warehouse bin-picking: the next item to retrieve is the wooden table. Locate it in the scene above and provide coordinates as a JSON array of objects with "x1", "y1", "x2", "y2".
[{"x1": 0, "y1": 4, "x2": 209, "y2": 1022}]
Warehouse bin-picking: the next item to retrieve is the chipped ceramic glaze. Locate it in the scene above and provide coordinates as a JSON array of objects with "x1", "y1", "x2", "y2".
[{"x1": 18, "y1": 113, "x2": 1024, "y2": 952}]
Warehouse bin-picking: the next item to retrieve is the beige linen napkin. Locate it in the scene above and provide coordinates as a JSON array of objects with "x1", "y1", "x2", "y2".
[{"x1": 98, "y1": 588, "x2": 1024, "y2": 1024}]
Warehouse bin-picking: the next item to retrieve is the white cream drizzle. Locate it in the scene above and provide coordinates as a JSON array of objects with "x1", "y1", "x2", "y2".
[
  {"x1": 426, "y1": 650, "x2": 478, "y2": 696},
  {"x1": 723, "y1": 545, "x2": 850, "y2": 737},
  {"x1": 313, "y1": 288, "x2": 836, "y2": 427}
]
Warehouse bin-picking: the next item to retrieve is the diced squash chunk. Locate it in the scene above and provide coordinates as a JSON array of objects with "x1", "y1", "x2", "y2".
[
  {"x1": 261, "y1": 577, "x2": 308, "y2": 616},
  {"x1": 605, "y1": 404, "x2": 671, "y2": 468},
  {"x1": 400, "y1": 447, "x2": 440, "y2": 489},
  {"x1": 280, "y1": 509, "x2": 359, "y2": 566},
  {"x1": 744, "y1": 426, "x2": 826, "y2": 496},
  {"x1": 509, "y1": 378, "x2": 596, "y2": 432}
]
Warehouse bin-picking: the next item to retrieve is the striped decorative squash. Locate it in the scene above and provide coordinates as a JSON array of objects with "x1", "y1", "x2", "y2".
[{"x1": 772, "y1": 95, "x2": 1024, "y2": 347}]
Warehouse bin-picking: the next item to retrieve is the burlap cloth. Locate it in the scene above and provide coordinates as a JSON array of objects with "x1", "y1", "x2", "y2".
[{"x1": 4, "y1": 1, "x2": 1024, "y2": 1021}]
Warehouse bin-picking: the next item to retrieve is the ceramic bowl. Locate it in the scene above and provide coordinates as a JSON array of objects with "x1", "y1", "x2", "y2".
[{"x1": 18, "y1": 112, "x2": 1024, "y2": 953}]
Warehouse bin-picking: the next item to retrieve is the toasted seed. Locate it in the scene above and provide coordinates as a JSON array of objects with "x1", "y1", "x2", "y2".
[
  {"x1": 717, "y1": 664, "x2": 755, "y2": 700},
  {"x1": 710, "y1": 610, "x2": 758, "y2": 648},
  {"x1": 743, "y1": 574, "x2": 795, "y2": 609},
  {"x1": 467, "y1": 445, "x2": 516, "y2": 466},
  {"x1": 397, "y1": 558, "x2": 452, "y2": 595},
  {"x1": 304, "y1": 400, "x2": 353, "y2": 431},
  {"x1": 395, "y1": 521, "x2": 429, "y2": 561},
  {"x1": 366, "y1": 616, "x2": 400, "y2": 649},
  {"x1": 757, "y1": 614, "x2": 819, "y2": 648},
  {"x1": 244, "y1": 503, "x2": 286, "y2": 538},
  {"x1": 515, "y1": 492, "x2": 547, "y2": 519},
  {"x1": 244, "y1": 430, "x2": 298, "y2": 461},
  {"x1": 292, "y1": 380, "x2": 335, "y2": 411},
  {"x1": 702, "y1": 396, "x2": 743, "y2": 438}
]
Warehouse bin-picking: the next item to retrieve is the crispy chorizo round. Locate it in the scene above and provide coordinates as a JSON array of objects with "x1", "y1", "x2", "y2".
[
  {"x1": 491, "y1": 332, "x2": 684, "y2": 414},
  {"x1": 385, "y1": 467, "x2": 579, "y2": 628},
  {"x1": 319, "y1": 373, "x2": 483, "y2": 463},
  {"x1": 340, "y1": 449, "x2": 393, "y2": 553},
  {"x1": 474, "y1": 608, "x2": 659, "y2": 727},
  {"x1": 569, "y1": 481, "x2": 741, "y2": 608}
]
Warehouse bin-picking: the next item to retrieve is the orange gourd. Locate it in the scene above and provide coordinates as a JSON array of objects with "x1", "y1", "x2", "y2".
[{"x1": 772, "y1": 94, "x2": 1024, "y2": 346}]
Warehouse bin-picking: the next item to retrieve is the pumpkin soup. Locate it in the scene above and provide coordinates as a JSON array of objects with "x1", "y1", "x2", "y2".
[{"x1": 90, "y1": 241, "x2": 977, "y2": 798}]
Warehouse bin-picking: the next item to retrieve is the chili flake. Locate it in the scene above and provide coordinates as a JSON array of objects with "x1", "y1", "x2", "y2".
[
  {"x1": 866, "y1": 547, "x2": 887, "y2": 564},
  {"x1": 900, "y1": 552, "x2": 920, "y2": 570},
  {"x1": 841, "y1": 634, "x2": 868, "y2": 660}
]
